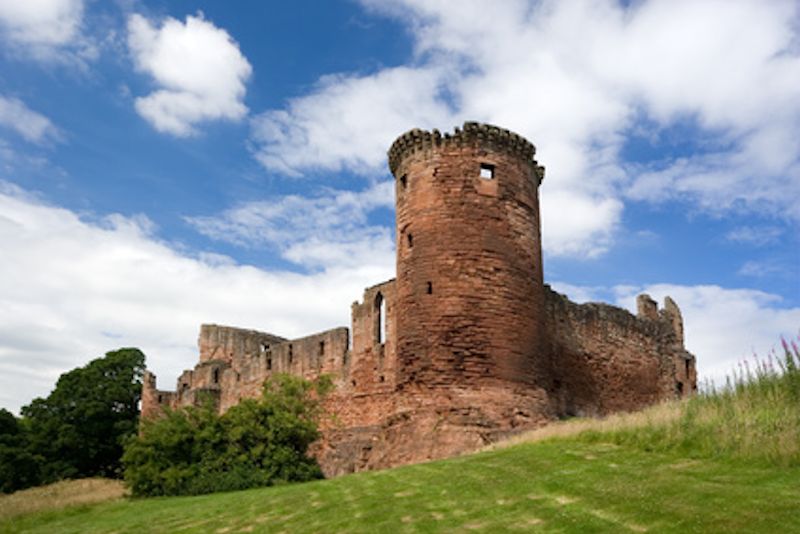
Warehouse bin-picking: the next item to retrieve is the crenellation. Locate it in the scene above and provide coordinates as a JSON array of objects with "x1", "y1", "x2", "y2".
[{"x1": 142, "y1": 121, "x2": 697, "y2": 476}]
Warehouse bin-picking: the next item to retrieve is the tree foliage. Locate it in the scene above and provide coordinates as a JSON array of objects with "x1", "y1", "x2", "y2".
[
  {"x1": 122, "y1": 374, "x2": 331, "y2": 497},
  {"x1": 0, "y1": 348, "x2": 145, "y2": 493},
  {"x1": 0, "y1": 409, "x2": 42, "y2": 493}
]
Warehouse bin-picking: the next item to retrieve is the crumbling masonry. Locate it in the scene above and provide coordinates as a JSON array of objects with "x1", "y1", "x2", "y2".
[{"x1": 142, "y1": 122, "x2": 697, "y2": 476}]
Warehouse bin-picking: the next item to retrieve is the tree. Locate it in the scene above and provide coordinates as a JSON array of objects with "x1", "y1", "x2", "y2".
[
  {"x1": 123, "y1": 374, "x2": 331, "y2": 497},
  {"x1": 21, "y1": 348, "x2": 145, "y2": 482},
  {"x1": 0, "y1": 409, "x2": 42, "y2": 493}
]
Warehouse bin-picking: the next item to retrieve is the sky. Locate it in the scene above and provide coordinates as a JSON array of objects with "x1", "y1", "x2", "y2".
[{"x1": 0, "y1": 0, "x2": 798, "y2": 414}]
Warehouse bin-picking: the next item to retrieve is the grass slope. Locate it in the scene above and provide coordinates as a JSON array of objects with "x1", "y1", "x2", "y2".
[
  {"x1": 3, "y1": 437, "x2": 798, "y2": 533},
  {"x1": 4, "y1": 341, "x2": 799, "y2": 533}
]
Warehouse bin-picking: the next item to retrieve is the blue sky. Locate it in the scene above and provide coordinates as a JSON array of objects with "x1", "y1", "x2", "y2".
[{"x1": 0, "y1": 0, "x2": 798, "y2": 413}]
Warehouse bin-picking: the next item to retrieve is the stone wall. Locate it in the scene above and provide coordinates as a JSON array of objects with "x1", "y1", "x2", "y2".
[
  {"x1": 544, "y1": 287, "x2": 696, "y2": 418},
  {"x1": 141, "y1": 121, "x2": 697, "y2": 478},
  {"x1": 391, "y1": 122, "x2": 548, "y2": 390}
]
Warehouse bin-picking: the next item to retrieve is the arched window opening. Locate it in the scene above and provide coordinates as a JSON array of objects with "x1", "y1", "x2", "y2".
[{"x1": 375, "y1": 292, "x2": 387, "y2": 344}]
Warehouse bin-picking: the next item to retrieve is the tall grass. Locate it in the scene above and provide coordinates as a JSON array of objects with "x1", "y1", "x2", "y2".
[
  {"x1": 0, "y1": 478, "x2": 126, "y2": 521},
  {"x1": 581, "y1": 336, "x2": 800, "y2": 466}
]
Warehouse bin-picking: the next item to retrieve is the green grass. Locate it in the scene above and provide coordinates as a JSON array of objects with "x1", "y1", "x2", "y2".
[
  {"x1": 4, "y1": 340, "x2": 799, "y2": 533},
  {"x1": 3, "y1": 439, "x2": 798, "y2": 533}
]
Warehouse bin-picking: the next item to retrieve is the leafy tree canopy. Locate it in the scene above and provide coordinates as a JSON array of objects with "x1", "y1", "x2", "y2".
[
  {"x1": 21, "y1": 348, "x2": 145, "y2": 482},
  {"x1": 123, "y1": 373, "x2": 331, "y2": 497}
]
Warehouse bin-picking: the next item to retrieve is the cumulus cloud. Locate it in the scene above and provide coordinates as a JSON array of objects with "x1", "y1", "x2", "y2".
[
  {"x1": 0, "y1": 182, "x2": 394, "y2": 413},
  {"x1": 249, "y1": 0, "x2": 800, "y2": 257},
  {"x1": 127, "y1": 13, "x2": 252, "y2": 136},
  {"x1": 0, "y1": 0, "x2": 95, "y2": 63},
  {"x1": 187, "y1": 181, "x2": 396, "y2": 271},
  {"x1": 0, "y1": 96, "x2": 60, "y2": 143},
  {"x1": 250, "y1": 67, "x2": 453, "y2": 176},
  {"x1": 0, "y1": 0, "x2": 82, "y2": 46}
]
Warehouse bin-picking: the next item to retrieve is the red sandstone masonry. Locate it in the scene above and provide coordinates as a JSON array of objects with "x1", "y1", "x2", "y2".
[{"x1": 141, "y1": 122, "x2": 697, "y2": 477}]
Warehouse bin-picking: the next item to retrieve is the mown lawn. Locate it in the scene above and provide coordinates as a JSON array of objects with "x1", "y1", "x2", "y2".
[{"x1": 4, "y1": 438, "x2": 798, "y2": 533}]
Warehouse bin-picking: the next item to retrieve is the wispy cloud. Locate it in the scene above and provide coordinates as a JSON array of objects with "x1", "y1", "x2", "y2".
[
  {"x1": 187, "y1": 181, "x2": 396, "y2": 271},
  {"x1": 726, "y1": 226, "x2": 784, "y2": 247},
  {"x1": 0, "y1": 96, "x2": 60, "y2": 143}
]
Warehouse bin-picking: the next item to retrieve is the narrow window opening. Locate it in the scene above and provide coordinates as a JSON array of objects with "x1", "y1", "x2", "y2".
[
  {"x1": 375, "y1": 292, "x2": 386, "y2": 344},
  {"x1": 685, "y1": 360, "x2": 691, "y2": 376},
  {"x1": 676, "y1": 382, "x2": 684, "y2": 395},
  {"x1": 426, "y1": 281, "x2": 433, "y2": 294},
  {"x1": 379, "y1": 375, "x2": 385, "y2": 383},
  {"x1": 157, "y1": 394, "x2": 163, "y2": 403},
  {"x1": 479, "y1": 163, "x2": 495, "y2": 179},
  {"x1": 288, "y1": 344, "x2": 293, "y2": 364},
  {"x1": 212, "y1": 368, "x2": 219, "y2": 384},
  {"x1": 407, "y1": 233, "x2": 413, "y2": 248},
  {"x1": 400, "y1": 174, "x2": 407, "y2": 189},
  {"x1": 319, "y1": 340, "x2": 325, "y2": 357},
  {"x1": 266, "y1": 357, "x2": 272, "y2": 370},
  {"x1": 351, "y1": 379, "x2": 356, "y2": 387}
]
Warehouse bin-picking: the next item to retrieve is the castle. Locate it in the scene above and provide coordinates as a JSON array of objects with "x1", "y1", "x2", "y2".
[{"x1": 142, "y1": 122, "x2": 697, "y2": 476}]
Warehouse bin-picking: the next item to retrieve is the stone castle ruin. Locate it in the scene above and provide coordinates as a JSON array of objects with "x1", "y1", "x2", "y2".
[{"x1": 142, "y1": 122, "x2": 697, "y2": 475}]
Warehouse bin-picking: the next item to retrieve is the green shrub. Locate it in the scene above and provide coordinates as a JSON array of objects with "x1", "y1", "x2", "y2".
[{"x1": 122, "y1": 374, "x2": 331, "y2": 497}]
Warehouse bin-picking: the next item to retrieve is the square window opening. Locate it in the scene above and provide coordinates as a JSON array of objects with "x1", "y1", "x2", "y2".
[{"x1": 480, "y1": 163, "x2": 495, "y2": 179}]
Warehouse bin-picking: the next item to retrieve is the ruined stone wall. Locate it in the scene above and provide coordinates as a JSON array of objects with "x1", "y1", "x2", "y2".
[
  {"x1": 390, "y1": 122, "x2": 548, "y2": 390},
  {"x1": 544, "y1": 287, "x2": 696, "y2": 418},
  {"x1": 144, "y1": 324, "x2": 351, "y2": 415},
  {"x1": 141, "y1": 121, "x2": 698, "y2": 479}
]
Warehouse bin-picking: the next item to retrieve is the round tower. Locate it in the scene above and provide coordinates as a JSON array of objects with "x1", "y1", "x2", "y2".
[{"x1": 388, "y1": 121, "x2": 546, "y2": 390}]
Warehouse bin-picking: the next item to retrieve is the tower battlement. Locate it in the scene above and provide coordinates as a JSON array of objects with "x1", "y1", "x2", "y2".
[{"x1": 388, "y1": 121, "x2": 544, "y2": 183}]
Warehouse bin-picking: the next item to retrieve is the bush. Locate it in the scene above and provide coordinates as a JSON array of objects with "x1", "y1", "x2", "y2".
[{"x1": 122, "y1": 374, "x2": 331, "y2": 497}]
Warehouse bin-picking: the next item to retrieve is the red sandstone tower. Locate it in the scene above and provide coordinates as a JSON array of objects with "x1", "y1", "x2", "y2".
[{"x1": 388, "y1": 122, "x2": 547, "y2": 390}]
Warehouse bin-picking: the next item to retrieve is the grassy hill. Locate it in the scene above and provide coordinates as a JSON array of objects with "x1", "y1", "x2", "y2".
[{"x1": 3, "y1": 342, "x2": 799, "y2": 533}]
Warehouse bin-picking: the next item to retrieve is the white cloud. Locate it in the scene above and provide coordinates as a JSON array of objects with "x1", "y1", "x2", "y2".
[
  {"x1": 0, "y1": 0, "x2": 95, "y2": 63},
  {"x1": 612, "y1": 284, "x2": 800, "y2": 386},
  {"x1": 127, "y1": 13, "x2": 252, "y2": 136},
  {"x1": 250, "y1": 67, "x2": 453, "y2": 176},
  {"x1": 726, "y1": 226, "x2": 784, "y2": 247},
  {"x1": 0, "y1": 96, "x2": 60, "y2": 143},
  {"x1": 0, "y1": 0, "x2": 82, "y2": 46},
  {"x1": 0, "y1": 182, "x2": 394, "y2": 414},
  {"x1": 249, "y1": 0, "x2": 800, "y2": 257},
  {"x1": 187, "y1": 181, "x2": 396, "y2": 271}
]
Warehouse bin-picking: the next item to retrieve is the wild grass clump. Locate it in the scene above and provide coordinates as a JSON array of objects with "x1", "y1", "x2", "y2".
[
  {"x1": 0, "y1": 478, "x2": 125, "y2": 521},
  {"x1": 582, "y1": 335, "x2": 800, "y2": 466}
]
